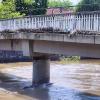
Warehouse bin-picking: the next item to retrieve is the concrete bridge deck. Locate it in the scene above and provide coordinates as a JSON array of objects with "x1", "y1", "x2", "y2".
[
  {"x1": 0, "y1": 32, "x2": 100, "y2": 44},
  {"x1": 0, "y1": 31, "x2": 100, "y2": 59}
]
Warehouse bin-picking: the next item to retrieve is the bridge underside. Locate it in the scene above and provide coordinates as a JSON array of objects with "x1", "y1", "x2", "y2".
[
  {"x1": 1, "y1": 38, "x2": 100, "y2": 60},
  {"x1": 33, "y1": 40, "x2": 100, "y2": 58}
]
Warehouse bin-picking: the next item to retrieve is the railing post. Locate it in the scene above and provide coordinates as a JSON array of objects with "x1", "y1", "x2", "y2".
[{"x1": 97, "y1": 14, "x2": 99, "y2": 32}]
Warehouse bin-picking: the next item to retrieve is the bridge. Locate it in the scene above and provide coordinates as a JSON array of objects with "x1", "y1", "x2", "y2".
[{"x1": 0, "y1": 11, "x2": 100, "y2": 85}]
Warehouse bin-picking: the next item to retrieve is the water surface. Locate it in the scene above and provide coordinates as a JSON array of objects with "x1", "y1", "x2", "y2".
[{"x1": 0, "y1": 60, "x2": 100, "y2": 100}]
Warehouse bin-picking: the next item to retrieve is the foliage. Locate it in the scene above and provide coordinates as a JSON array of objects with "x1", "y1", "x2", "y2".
[
  {"x1": 48, "y1": 0, "x2": 72, "y2": 9},
  {"x1": 60, "y1": 56, "x2": 80, "y2": 64},
  {"x1": 34, "y1": 0, "x2": 48, "y2": 15},
  {"x1": 0, "y1": 0, "x2": 48, "y2": 18},
  {"x1": 24, "y1": 0, "x2": 34, "y2": 4},
  {"x1": 76, "y1": 0, "x2": 100, "y2": 12},
  {"x1": 15, "y1": 0, "x2": 47, "y2": 15},
  {"x1": 0, "y1": 0, "x2": 23, "y2": 19},
  {"x1": 15, "y1": 0, "x2": 35, "y2": 16}
]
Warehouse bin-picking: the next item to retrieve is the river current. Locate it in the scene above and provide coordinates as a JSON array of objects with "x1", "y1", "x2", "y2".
[{"x1": 0, "y1": 60, "x2": 100, "y2": 100}]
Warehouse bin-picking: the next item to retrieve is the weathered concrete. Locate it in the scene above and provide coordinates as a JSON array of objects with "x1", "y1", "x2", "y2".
[
  {"x1": 0, "y1": 33, "x2": 100, "y2": 58},
  {"x1": 33, "y1": 40, "x2": 100, "y2": 58},
  {"x1": 32, "y1": 55, "x2": 50, "y2": 85}
]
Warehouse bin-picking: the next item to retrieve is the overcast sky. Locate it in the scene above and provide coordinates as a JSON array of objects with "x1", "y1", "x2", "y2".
[{"x1": 72, "y1": 0, "x2": 81, "y2": 5}]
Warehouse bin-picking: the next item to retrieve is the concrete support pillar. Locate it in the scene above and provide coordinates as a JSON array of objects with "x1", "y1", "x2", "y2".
[{"x1": 32, "y1": 55, "x2": 50, "y2": 85}]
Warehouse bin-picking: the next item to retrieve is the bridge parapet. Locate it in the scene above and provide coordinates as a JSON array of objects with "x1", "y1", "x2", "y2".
[{"x1": 0, "y1": 11, "x2": 100, "y2": 32}]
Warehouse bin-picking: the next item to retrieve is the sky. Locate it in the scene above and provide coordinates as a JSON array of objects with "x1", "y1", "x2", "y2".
[{"x1": 72, "y1": 0, "x2": 81, "y2": 5}]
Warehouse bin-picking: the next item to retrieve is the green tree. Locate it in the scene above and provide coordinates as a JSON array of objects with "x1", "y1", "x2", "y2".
[
  {"x1": 34, "y1": 0, "x2": 48, "y2": 15},
  {"x1": 48, "y1": 0, "x2": 72, "y2": 9},
  {"x1": 15, "y1": 0, "x2": 47, "y2": 15},
  {"x1": 24, "y1": 0, "x2": 34, "y2": 4},
  {"x1": 0, "y1": 0, "x2": 23, "y2": 19},
  {"x1": 1, "y1": 0, "x2": 48, "y2": 17},
  {"x1": 15, "y1": 0, "x2": 35, "y2": 16},
  {"x1": 76, "y1": 0, "x2": 100, "y2": 12}
]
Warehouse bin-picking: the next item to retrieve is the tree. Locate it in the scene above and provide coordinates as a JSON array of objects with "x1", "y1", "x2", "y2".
[
  {"x1": 15, "y1": 0, "x2": 48, "y2": 15},
  {"x1": 34, "y1": 0, "x2": 48, "y2": 15},
  {"x1": 48, "y1": 0, "x2": 72, "y2": 9},
  {"x1": 1, "y1": 0, "x2": 48, "y2": 17},
  {"x1": 76, "y1": 0, "x2": 100, "y2": 12},
  {"x1": 0, "y1": 0, "x2": 23, "y2": 19},
  {"x1": 15, "y1": 0, "x2": 35, "y2": 16}
]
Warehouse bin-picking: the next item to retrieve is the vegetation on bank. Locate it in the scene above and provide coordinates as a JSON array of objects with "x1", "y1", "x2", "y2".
[{"x1": 59, "y1": 56, "x2": 80, "y2": 64}]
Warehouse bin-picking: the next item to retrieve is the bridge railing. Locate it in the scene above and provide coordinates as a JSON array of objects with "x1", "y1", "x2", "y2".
[{"x1": 0, "y1": 12, "x2": 100, "y2": 32}]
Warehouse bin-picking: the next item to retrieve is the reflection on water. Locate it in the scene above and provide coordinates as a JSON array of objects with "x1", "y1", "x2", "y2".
[{"x1": 0, "y1": 60, "x2": 100, "y2": 100}]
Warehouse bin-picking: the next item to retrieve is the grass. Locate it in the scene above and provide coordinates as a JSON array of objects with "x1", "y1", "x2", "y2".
[{"x1": 58, "y1": 56, "x2": 80, "y2": 64}]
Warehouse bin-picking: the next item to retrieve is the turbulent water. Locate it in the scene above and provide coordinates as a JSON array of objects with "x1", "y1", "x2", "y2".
[{"x1": 0, "y1": 60, "x2": 100, "y2": 100}]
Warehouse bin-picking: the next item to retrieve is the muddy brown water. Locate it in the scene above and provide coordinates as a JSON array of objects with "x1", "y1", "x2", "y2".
[{"x1": 0, "y1": 60, "x2": 100, "y2": 100}]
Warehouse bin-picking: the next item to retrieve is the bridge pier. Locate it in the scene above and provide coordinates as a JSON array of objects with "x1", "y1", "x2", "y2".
[{"x1": 32, "y1": 55, "x2": 50, "y2": 86}]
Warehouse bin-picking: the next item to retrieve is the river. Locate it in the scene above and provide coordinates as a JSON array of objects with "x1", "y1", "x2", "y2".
[{"x1": 0, "y1": 60, "x2": 100, "y2": 100}]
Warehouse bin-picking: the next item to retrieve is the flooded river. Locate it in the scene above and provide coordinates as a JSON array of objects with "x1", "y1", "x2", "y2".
[{"x1": 0, "y1": 60, "x2": 100, "y2": 100}]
